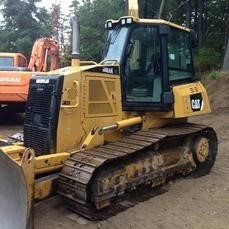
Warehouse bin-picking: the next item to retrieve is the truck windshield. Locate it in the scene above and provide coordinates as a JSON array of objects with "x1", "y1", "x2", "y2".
[
  {"x1": 103, "y1": 26, "x2": 128, "y2": 63},
  {"x1": 0, "y1": 57, "x2": 14, "y2": 67}
]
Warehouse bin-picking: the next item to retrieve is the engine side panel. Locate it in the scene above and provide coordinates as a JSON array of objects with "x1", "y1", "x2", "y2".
[{"x1": 173, "y1": 81, "x2": 211, "y2": 118}]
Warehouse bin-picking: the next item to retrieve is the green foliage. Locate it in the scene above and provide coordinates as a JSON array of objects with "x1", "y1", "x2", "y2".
[
  {"x1": 194, "y1": 48, "x2": 221, "y2": 73},
  {"x1": 68, "y1": 0, "x2": 228, "y2": 70},
  {"x1": 207, "y1": 71, "x2": 222, "y2": 80},
  {"x1": 70, "y1": 0, "x2": 125, "y2": 62},
  {"x1": 0, "y1": 0, "x2": 52, "y2": 58},
  {"x1": 201, "y1": 70, "x2": 227, "y2": 81},
  {"x1": 0, "y1": 0, "x2": 228, "y2": 71},
  {"x1": 138, "y1": 0, "x2": 160, "y2": 18}
]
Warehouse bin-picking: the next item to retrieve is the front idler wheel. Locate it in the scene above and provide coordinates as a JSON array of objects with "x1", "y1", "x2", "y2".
[{"x1": 192, "y1": 128, "x2": 218, "y2": 177}]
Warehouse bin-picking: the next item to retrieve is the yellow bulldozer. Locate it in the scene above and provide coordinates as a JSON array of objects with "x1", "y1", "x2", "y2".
[{"x1": 0, "y1": 1, "x2": 217, "y2": 228}]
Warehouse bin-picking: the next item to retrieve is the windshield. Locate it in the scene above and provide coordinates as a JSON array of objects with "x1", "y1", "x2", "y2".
[
  {"x1": 0, "y1": 57, "x2": 14, "y2": 67},
  {"x1": 103, "y1": 26, "x2": 128, "y2": 63}
]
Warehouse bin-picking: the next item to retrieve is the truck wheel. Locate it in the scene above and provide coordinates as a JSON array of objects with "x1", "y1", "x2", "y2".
[{"x1": 192, "y1": 128, "x2": 218, "y2": 177}]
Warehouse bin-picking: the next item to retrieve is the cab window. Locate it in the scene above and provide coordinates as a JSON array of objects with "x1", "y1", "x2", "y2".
[
  {"x1": 168, "y1": 28, "x2": 193, "y2": 83},
  {"x1": 0, "y1": 57, "x2": 14, "y2": 67},
  {"x1": 124, "y1": 25, "x2": 162, "y2": 103}
]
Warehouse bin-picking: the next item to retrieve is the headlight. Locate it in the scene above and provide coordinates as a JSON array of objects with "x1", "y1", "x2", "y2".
[
  {"x1": 105, "y1": 20, "x2": 113, "y2": 29},
  {"x1": 120, "y1": 17, "x2": 133, "y2": 26},
  {"x1": 126, "y1": 17, "x2": 133, "y2": 24}
]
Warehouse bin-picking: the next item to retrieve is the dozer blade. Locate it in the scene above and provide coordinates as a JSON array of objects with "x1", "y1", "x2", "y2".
[{"x1": 0, "y1": 147, "x2": 35, "y2": 229}]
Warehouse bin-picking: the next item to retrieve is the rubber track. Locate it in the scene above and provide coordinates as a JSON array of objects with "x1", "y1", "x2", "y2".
[{"x1": 57, "y1": 123, "x2": 211, "y2": 219}]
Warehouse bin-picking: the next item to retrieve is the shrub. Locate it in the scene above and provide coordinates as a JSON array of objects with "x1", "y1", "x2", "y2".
[{"x1": 194, "y1": 48, "x2": 221, "y2": 73}]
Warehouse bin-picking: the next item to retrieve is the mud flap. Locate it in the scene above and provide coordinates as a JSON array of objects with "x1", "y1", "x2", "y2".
[{"x1": 0, "y1": 148, "x2": 35, "y2": 229}]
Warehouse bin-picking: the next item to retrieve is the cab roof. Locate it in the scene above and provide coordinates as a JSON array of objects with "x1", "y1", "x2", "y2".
[{"x1": 106, "y1": 16, "x2": 190, "y2": 32}]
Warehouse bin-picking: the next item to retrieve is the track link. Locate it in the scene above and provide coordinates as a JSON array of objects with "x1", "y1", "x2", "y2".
[{"x1": 57, "y1": 123, "x2": 217, "y2": 219}]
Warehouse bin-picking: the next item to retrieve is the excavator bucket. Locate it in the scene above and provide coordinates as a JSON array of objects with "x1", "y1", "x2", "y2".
[{"x1": 0, "y1": 147, "x2": 35, "y2": 229}]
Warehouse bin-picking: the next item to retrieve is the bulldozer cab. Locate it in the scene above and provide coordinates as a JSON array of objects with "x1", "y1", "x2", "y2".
[{"x1": 103, "y1": 17, "x2": 194, "y2": 111}]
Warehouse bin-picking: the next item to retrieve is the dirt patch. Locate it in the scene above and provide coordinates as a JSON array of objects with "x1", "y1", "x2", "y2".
[{"x1": 204, "y1": 75, "x2": 229, "y2": 112}]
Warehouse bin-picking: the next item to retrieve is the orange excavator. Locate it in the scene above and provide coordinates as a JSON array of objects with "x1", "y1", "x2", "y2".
[
  {"x1": 28, "y1": 38, "x2": 60, "y2": 72},
  {"x1": 0, "y1": 38, "x2": 59, "y2": 113},
  {"x1": 0, "y1": 52, "x2": 27, "y2": 69}
]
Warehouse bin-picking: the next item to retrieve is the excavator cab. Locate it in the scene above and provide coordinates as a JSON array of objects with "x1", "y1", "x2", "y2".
[{"x1": 103, "y1": 17, "x2": 194, "y2": 111}]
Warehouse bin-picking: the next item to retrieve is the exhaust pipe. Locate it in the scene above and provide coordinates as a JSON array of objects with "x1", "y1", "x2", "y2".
[{"x1": 71, "y1": 15, "x2": 80, "y2": 67}]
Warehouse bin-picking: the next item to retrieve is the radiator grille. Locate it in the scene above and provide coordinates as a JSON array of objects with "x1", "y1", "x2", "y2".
[{"x1": 24, "y1": 74, "x2": 64, "y2": 155}]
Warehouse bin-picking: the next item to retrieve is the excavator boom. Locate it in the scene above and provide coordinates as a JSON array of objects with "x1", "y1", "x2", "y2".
[
  {"x1": 0, "y1": 37, "x2": 60, "y2": 112},
  {"x1": 28, "y1": 38, "x2": 59, "y2": 72}
]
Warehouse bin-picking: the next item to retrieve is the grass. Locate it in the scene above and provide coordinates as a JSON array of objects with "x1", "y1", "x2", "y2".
[{"x1": 200, "y1": 70, "x2": 228, "y2": 82}]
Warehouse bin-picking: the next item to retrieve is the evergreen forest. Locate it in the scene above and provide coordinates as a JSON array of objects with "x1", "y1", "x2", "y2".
[{"x1": 0, "y1": 0, "x2": 228, "y2": 73}]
